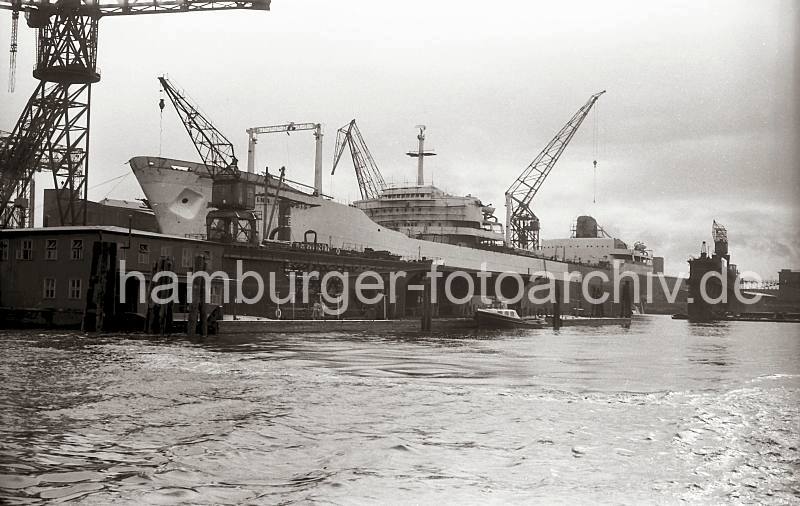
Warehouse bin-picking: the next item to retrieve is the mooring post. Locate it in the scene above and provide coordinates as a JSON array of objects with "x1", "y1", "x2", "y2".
[
  {"x1": 97, "y1": 242, "x2": 117, "y2": 332},
  {"x1": 187, "y1": 254, "x2": 202, "y2": 337},
  {"x1": 421, "y1": 273, "x2": 432, "y2": 331},
  {"x1": 96, "y1": 243, "x2": 109, "y2": 332},
  {"x1": 157, "y1": 257, "x2": 174, "y2": 336},
  {"x1": 621, "y1": 280, "x2": 632, "y2": 318},
  {"x1": 553, "y1": 280, "x2": 562, "y2": 330},
  {"x1": 199, "y1": 255, "x2": 209, "y2": 337},
  {"x1": 82, "y1": 241, "x2": 112, "y2": 332},
  {"x1": 144, "y1": 259, "x2": 159, "y2": 333}
]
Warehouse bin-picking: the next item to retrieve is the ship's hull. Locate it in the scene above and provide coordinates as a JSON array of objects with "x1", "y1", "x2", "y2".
[
  {"x1": 129, "y1": 156, "x2": 652, "y2": 277},
  {"x1": 130, "y1": 158, "x2": 212, "y2": 237}
]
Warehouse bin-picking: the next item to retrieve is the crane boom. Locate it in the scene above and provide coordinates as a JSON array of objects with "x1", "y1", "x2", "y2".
[
  {"x1": 159, "y1": 75, "x2": 260, "y2": 244},
  {"x1": 330, "y1": 119, "x2": 386, "y2": 200},
  {"x1": 0, "y1": 0, "x2": 269, "y2": 16},
  {"x1": 158, "y1": 76, "x2": 239, "y2": 179},
  {"x1": 505, "y1": 90, "x2": 605, "y2": 250}
]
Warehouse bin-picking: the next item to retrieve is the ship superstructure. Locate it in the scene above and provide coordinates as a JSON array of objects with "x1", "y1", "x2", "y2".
[
  {"x1": 349, "y1": 126, "x2": 504, "y2": 248},
  {"x1": 354, "y1": 184, "x2": 504, "y2": 248},
  {"x1": 540, "y1": 215, "x2": 653, "y2": 275}
]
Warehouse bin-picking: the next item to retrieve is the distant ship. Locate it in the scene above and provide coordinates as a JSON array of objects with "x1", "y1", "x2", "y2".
[{"x1": 540, "y1": 215, "x2": 654, "y2": 276}]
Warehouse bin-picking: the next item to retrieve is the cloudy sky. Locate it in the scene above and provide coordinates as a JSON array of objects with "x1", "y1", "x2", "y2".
[{"x1": 1, "y1": 0, "x2": 797, "y2": 277}]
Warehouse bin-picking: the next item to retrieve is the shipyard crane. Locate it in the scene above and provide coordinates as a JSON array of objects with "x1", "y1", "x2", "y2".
[
  {"x1": 330, "y1": 119, "x2": 387, "y2": 200},
  {"x1": 159, "y1": 76, "x2": 258, "y2": 244},
  {"x1": 246, "y1": 122, "x2": 323, "y2": 195},
  {"x1": 505, "y1": 91, "x2": 605, "y2": 250},
  {"x1": 712, "y1": 219, "x2": 729, "y2": 262},
  {"x1": 0, "y1": 0, "x2": 270, "y2": 230}
]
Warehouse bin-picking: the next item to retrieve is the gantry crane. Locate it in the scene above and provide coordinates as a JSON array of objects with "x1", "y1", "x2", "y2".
[
  {"x1": 159, "y1": 76, "x2": 259, "y2": 244},
  {"x1": 246, "y1": 122, "x2": 323, "y2": 195},
  {"x1": 505, "y1": 91, "x2": 605, "y2": 250},
  {"x1": 330, "y1": 119, "x2": 387, "y2": 200},
  {"x1": 0, "y1": 0, "x2": 270, "y2": 229}
]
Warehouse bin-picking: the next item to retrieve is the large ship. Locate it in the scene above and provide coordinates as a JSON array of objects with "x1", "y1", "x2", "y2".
[
  {"x1": 129, "y1": 148, "x2": 653, "y2": 277},
  {"x1": 129, "y1": 84, "x2": 656, "y2": 276},
  {"x1": 130, "y1": 155, "x2": 561, "y2": 274}
]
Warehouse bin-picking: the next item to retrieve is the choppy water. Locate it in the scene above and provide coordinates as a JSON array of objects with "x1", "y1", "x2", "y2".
[{"x1": 0, "y1": 316, "x2": 798, "y2": 504}]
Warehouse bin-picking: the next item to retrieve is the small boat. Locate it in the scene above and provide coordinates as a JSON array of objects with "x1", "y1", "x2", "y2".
[{"x1": 474, "y1": 308, "x2": 547, "y2": 329}]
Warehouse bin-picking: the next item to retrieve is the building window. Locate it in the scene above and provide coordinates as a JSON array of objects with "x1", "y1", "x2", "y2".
[
  {"x1": 45, "y1": 239, "x2": 58, "y2": 260},
  {"x1": 160, "y1": 245, "x2": 172, "y2": 258},
  {"x1": 203, "y1": 250, "x2": 212, "y2": 270},
  {"x1": 138, "y1": 243, "x2": 150, "y2": 265},
  {"x1": 68, "y1": 279, "x2": 82, "y2": 300},
  {"x1": 16, "y1": 239, "x2": 32, "y2": 260},
  {"x1": 43, "y1": 278, "x2": 56, "y2": 299},
  {"x1": 182, "y1": 248, "x2": 192, "y2": 268},
  {"x1": 71, "y1": 239, "x2": 83, "y2": 260},
  {"x1": 0, "y1": 239, "x2": 8, "y2": 261}
]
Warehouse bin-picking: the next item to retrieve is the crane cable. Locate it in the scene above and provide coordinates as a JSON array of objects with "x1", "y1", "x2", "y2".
[
  {"x1": 101, "y1": 171, "x2": 132, "y2": 200},
  {"x1": 158, "y1": 91, "x2": 165, "y2": 157},
  {"x1": 29, "y1": 171, "x2": 132, "y2": 214},
  {"x1": 592, "y1": 100, "x2": 599, "y2": 204}
]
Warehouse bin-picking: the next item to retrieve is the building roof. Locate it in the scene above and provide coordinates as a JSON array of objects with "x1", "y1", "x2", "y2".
[{"x1": 0, "y1": 226, "x2": 213, "y2": 244}]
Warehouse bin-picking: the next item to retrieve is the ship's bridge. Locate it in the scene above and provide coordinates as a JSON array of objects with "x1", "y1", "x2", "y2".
[{"x1": 354, "y1": 184, "x2": 504, "y2": 248}]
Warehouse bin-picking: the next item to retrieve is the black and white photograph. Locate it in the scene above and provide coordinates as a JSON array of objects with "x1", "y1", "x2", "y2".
[{"x1": 0, "y1": 0, "x2": 798, "y2": 503}]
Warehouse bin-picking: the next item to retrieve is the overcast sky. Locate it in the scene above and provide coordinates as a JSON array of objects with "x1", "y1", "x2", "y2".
[{"x1": 1, "y1": 0, "x2": 797, "y2": 277}]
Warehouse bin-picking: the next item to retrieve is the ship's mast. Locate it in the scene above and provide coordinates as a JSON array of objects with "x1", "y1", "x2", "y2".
[{"x1": 406, "y1": 125, "x2": 435, "y2": 186}]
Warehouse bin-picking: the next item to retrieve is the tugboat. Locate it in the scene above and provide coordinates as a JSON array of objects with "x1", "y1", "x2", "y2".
[{"x1": 474, "y1": 308, "x2": 547, "y2": 329}]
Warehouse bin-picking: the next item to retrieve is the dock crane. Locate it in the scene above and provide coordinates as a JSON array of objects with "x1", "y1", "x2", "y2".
[
  {"x1": 505, "y1": 90, "x2": 605, "y2": 250},
  {"x1": 330, "y1": 119, "x2": 387, "y2": 200},
  {"x1": 246, "y1": 122, "x2": 323, "y2": 195},
  {"x1": 0, "y1": 0, "x2": 270, "y2": 229},
  {"x1": 159, "y1": 76, "x2": 259, "y2": 244}
]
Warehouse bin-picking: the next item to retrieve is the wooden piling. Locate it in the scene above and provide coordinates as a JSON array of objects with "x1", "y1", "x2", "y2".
[
  {"x1": 421, "y1": 274, "x2": 432, "y2": 331},
  {"x1": 158, "y1": 257, "x2": 174, "y2": 336},
  {"x1": 620, "y1": 280, "x2": 632, "y2": 318},
  {"x1": 553, "y1": 280, "x2": 562, "y2": 330},
  {"x1": 82, "y1": 241, "x2": 117, "y2": 332},
  {"x1": 187, "y1": 254, "x2": 203, "y2": 337},
  {"x1": 197, "y1": 254, "x2": 209, "y2": 338},
  {"x1": 144, "y1": 260, "x2": 158, "y2": 333}
]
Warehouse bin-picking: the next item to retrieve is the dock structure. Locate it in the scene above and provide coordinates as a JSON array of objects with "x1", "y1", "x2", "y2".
[
  {"x1": 0, "y1": 225, "x2": 701, "y2": 334},
  {"x1": 0, "y1": 226, "x2": 432, "y2": 331}
]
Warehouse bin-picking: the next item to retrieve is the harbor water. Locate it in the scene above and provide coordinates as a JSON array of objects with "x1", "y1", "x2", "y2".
[{"x1": 0, "y1": 316, "x2": 798, "y2": 503}]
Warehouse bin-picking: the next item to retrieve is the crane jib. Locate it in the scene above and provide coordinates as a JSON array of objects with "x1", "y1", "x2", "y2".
[{"x1": 505, "y1": 90, "x2": 605, "y2": 250}]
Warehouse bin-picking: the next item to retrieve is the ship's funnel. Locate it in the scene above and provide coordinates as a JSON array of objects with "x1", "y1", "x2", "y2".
[{"x1": 575, "y1": 215, "x2": 599, "y2": 238}]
